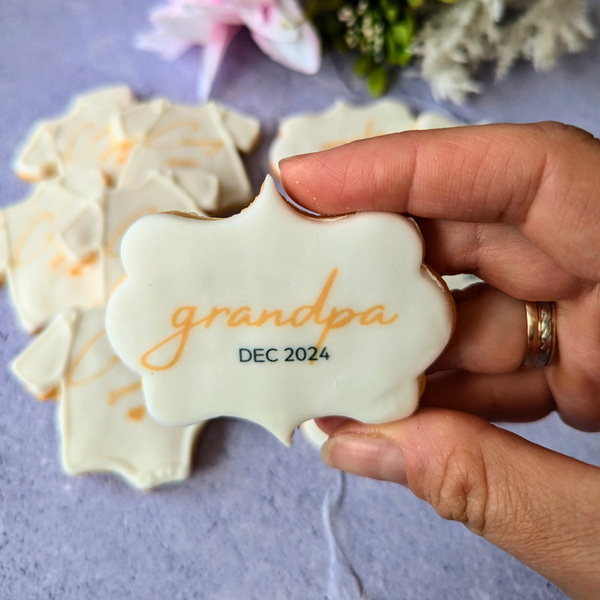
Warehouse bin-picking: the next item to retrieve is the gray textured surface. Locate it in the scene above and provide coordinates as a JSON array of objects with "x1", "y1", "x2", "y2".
[{"x1": 1, "y1": 1, "x2": 600, "y2": 599}]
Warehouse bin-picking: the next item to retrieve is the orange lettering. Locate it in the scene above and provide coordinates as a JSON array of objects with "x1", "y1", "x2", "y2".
[
  {"x1": 14, "y1": 212, "x2": 55, "y2": 268},
  {"x1": 359, "y1": 305, "x2": 399, "y2": 326},
  {"x1": 67, "y1": 329, "x2": 120, "y2": 386},
  {"x1": 141, "y1": 306, "x2": 198, "y2": 370},
  {"x1": 227, "y1": 307, "x2": 253, "y2": 327},
  {"x1": 316, "y1": 308, "x2": 357, "y2": 349},
  {"x1": 202, "y1": 307, "x2": 231, "y2": 328},
  {"x1": 127, "y1": 405, "x2": 146, "y2": 421},
  {"x1": 138, "y1": 269, "x2": 399, "y2": 371}
]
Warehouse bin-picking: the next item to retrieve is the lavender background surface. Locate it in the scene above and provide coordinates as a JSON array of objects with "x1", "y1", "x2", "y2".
[{"x1": 1, "y1": 2, "x2": 600, "y2": 599}]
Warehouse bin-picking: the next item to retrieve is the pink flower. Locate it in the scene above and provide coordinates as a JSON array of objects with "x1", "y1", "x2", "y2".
[{"x1": 136, "y1": 0, "x2": 322, "y2": 101}]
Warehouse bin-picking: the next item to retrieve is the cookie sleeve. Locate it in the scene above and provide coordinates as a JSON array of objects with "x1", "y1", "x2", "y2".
[
  {"x1": 11, "y1": 310, "x2": 77, "y2": 399},
  {"x1": 113, "y1": 99, "x2": 167, "y2": 142},
  {"x1": 214, "y1": 104, "x2": 261, "y2": 154},
  {"x1": 75, "y1": 85, "x2": 135, "y2": 111},
  {"x1": 58, "y1": 201, "x2": 105, "y2": 262},
  {"x1": 13, "y1": 122, "x2": 60, "y2": 183},
  {"x1": 170, "y1": 169, "x2": 220, "y2": 214}
]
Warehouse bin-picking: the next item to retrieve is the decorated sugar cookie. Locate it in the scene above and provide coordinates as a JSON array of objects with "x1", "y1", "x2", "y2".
[
  {"x1": 101, "y1": 170, "x2": 213, "y2": 293},
  {"x1": 14, "y1": 86, "x2": 136, "y2": 185},
  {"x1": 13, "y1": 87, "x2": 259, "y2": 210},
  {"x1": 269, "y1": 99, "x2": 416, "y2": 177},
  {"x1": 442, "y1": 274, "x2": 481, "y2": 290},
  {"x1": 300, "y1": 420, "x2": 329, "y2": 449},
  {"x1": 119, "y1": 101, "x2": 259, "y2": 212},
  {"x1": 415, "y1": 111, "x2": 464, "y2": 131},
  {"x1": 0, "y1": 175, "x2": 105, "y2": 332},
  {"x1": 12, "y1": 307, "x2": 203, "y2": 489},
  {"x1": 0, "y1": 168, "x2": 210, "y2": 332},
  {"x1": 106, "y1": 176, "x2": 454, "y2": 445}
]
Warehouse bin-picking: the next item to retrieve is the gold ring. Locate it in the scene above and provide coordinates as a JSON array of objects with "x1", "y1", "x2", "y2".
[{"x1": 523, "y1": 301, "x2": 557, "y2": 367}]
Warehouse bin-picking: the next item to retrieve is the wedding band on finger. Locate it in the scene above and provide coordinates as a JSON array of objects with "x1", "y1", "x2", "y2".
[{"x1": 523, "y1": 301, "x2": 557, "y2": 368}]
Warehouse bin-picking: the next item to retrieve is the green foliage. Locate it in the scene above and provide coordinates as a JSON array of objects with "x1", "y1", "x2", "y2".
[
  {"x1": 308, "y1": 0, "x2": 449, "y2": 95},
  {"x1": 354, "y1": 54, "x2": 376, "y2": 77},
  {"x1": 366, "y1": 65, "x2": 388, "y2": 96}
]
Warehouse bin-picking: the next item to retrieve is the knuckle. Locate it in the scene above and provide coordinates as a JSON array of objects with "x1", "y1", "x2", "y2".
[
  {"x1": 423, "y1": 440, "x2": 491, "y2": 536},
  {"x1": 408, "y1": 412, "x2": 543, "y2": 540}
]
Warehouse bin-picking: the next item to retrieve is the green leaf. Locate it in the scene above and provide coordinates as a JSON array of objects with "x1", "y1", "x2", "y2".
[
  {"x1": 354, "y1": 54, "x2": 375, "y2": 78},
  {"x1": 391, "y1": 21, "x2": 412, "y2": 48},
  {"x1": 385, "y1": 29, "x2": 397, "y2": 62},
  {"x1": 366, "y1": 65, "x2": 388, "y2": 97},
  {"x1": 396, "y1": 47, "x2": 412, "y2": 66},
  {"x1": 380, "y1": 0, "x2": 399, "y2": 23},
  {"x1": 407, "y1": 0, "x2": 425, "y2": 8}
]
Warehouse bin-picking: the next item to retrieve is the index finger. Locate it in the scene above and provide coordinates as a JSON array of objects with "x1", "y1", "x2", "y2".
[{"x1": 280, "y1": 122, "x2": 600, "y2": 281}]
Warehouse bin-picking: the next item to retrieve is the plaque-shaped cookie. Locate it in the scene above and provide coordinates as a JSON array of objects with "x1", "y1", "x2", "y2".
[{"x1": 106, "y1": 176, "x2": 454, "y2": 445}]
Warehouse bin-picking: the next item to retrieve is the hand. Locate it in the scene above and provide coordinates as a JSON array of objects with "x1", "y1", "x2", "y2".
[{"x1": 280, "y1": 122, "x2": 600, "y2": 600}]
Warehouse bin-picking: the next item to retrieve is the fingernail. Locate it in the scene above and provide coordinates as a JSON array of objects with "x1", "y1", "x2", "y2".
[
  {"x1": 279, "y1": 152, "x2": 311, "y2": 170},
  {"x1": 321, "y1": 435, "x2": 408, "y2": 486}
]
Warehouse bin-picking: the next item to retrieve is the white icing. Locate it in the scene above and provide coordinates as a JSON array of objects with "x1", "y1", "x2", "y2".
[
  {"x1": 106, "y1": 176, "x2": 454, "y2": 445},
  {"x1": 214, "y1": 103, "x2": 261, "y2": 154},
  {"x1": 414, "y1": 111, "x2": 464, "y2": 131},
  {"x1": 112, "y1": 99, "x2": 166, "y2": 151},
  {"x1": 119, "y1": 101, "x2": 255, "y2": 211},
  {"x1": 60, "y1": 166, "x2": 107, "y2": 198},
  {"x1": 13, "y1": 123, "x2": 59, "y2": 182},
  {"x1": 12, "y1": 310, "x2": 76, "y2": 397},
  {"x1": 1, "y1": 179, "x2": 104, "y2": 332},
  {"x1": 169, "y1": 169, "x2": 220, "y2": 214},
  {"x1": 1, "y1": 169, "x2": 208, "y2": 332},
  {"x1": 269, "y1": 99, "x2": 416, "y2": 177},
  {"x1": 14, "y1": 86, "x2": 137, "y2": 186},
  {"x1": 12, "y1": 307, "x2": 203, "y2": 490},
  {"x1": 101, "y1": 172, "x2": 205, "y2": 293},
  {"x1": 73, "y1": 85, "x2": 134, "y2": 111},
  {"x1": 300, "y1": 419, "x2": 329, "y2": 449},
  {"x1": 13, "y1": 86, "x2": 259, "y2": 214},
  {"x1": 58, "y1": 203, "x2": 105, "y2": 262},
  {"x1": 442, "y1": 274, "x2": 482, "y2": 290}
]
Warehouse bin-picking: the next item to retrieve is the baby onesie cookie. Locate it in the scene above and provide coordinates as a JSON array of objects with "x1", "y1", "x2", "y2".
[
  {"x1": 12, "y1": 307, "x2": 203, "y2": 489},
  {"x1": 269, "y1": 99, "x2": 416, "y2": 177},
  {"x1": 106, "y1": 176, "x2": 454, "y2": 445},
  {"x1": 0, "y1": 168, "x2": 210, "y2": 332},
  {"x1": 118, "y1": 101, "x2": 259, "y2": 213},
  {"x1": 0, "y1": 175, "x2": 105, "y2": 332},
  {"x1": 14, "y1": 86, "x2": 136, "y2": 185}
]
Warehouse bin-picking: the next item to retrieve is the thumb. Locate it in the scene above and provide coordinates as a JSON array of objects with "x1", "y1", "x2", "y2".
[{"x1": 319, "y1": 408, "x2": 600, "y2": 600}]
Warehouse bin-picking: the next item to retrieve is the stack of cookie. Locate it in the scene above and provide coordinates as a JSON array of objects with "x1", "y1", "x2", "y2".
[{"x1": 5, "y1": 85, "x2": 260, "y2": 489}]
